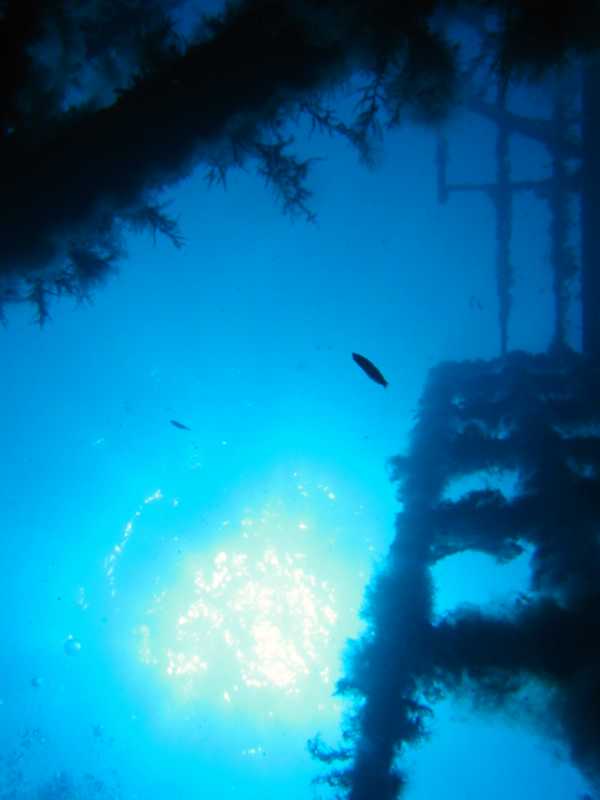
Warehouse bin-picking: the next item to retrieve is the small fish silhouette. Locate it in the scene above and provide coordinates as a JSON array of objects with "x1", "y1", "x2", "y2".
[
  {"x1": 352, "y1": 353, "x2": 388, "y2": 388},
  {"x1": 170, "y1": 419, "x2": 191, "y2": 431}
]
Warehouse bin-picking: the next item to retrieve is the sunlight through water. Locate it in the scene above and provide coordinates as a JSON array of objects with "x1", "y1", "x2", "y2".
[
  {"x1": 163, "y1": 543, "x2": 337, "y2": 697},
  {"x1": 105, "y1": 470, "x2": 380, "y2": 724}
]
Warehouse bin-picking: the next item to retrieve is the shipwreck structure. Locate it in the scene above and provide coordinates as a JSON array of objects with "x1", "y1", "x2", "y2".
[
  {"x1": 313, "y1": 53, "x2": 600, "y2": 800},
  {"x1": 319, "y1": 349, "x2": 600, "y2": 799}
]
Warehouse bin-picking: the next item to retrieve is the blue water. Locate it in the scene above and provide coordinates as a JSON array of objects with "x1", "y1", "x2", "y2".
[{"x1": 0, "y1": 14, "x2": 594, "y2": 800}]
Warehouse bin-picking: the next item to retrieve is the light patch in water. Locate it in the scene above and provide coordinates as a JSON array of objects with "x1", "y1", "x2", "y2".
[
  {"x1": 110, "y1": 469, "x2": 378, "y2": 720},
  {"x1": 149, "y1": 542, "x2": 337, "y2": 700},
  {"x1": 442, "y1": 468, "x2": 520, "y2": 503},
  {"x1": 104, "y1": 488, "x2": 163, "y2": 596}
]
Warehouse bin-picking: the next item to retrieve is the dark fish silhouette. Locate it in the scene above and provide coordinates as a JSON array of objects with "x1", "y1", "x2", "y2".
[
  {"x1": 170, "y1": 419, "x2": 191, "y2": 431},
  {"x1": 352, "y1": 352, "x2": 388, "y2": 388}
]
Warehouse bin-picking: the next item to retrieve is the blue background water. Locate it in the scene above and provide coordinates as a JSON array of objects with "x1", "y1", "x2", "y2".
[{"x1": 0, "y1": 29, "x2": 592, "y2": 800}]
